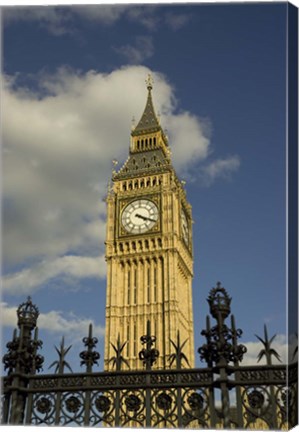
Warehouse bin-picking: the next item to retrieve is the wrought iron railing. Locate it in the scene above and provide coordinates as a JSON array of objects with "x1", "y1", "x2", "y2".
[{"x1": 1, "y1": 283, "x2": 298, "y2": 428}]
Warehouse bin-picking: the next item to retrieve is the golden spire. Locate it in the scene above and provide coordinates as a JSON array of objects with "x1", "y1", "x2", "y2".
[
  {"x1": 145, "y1": 73, "x2": 154, "y2": 91},
  {"x1": 132, "y1": 74, "x2": 160, "y2": 136}
]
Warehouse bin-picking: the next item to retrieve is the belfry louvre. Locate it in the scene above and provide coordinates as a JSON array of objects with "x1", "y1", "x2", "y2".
[{"x1": 1, "y1": 78, "x2": 297, "y2": 429}]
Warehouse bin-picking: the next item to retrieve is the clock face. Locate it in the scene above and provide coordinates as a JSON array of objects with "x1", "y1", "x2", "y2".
[
  {"x1": 181, "y1": 209, "x2": 189, "y2": 244},
  {"x1": 122, "y1": 199, "x2": 159, "y2": 234}
]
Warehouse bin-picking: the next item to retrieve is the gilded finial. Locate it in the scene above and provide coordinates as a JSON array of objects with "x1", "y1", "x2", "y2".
[
  {"x1": 146, "y1": 73, "x2": 154, "y2": 91},
  {"x1": 131, "y1": 116, "x2": 135, "y2": 131}
]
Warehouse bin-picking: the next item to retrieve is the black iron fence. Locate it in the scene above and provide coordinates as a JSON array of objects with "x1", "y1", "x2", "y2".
[{"x1": 1, "y1": 283, "x2": 298, "y2": 428}]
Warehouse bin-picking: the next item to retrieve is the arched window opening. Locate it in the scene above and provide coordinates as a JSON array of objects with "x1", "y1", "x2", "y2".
[
  {"x1": 126, "y1": 324, "x2": 130, "y2": 356},
  {"x1": 147, "y1": 267, "x2": 151, "y2": 303},
  {"x1": 127, "y1": 269, "x2": 131, "y2": 305},
  {"x1": 133, "y1": 323, "x2": 137, "y2": 356},
  {"x1": 154, "y1": 267, "x2": 157, "y2": 302},
  {"x1": 133, "y1": 268, "x2": 137, "y2": 304}
]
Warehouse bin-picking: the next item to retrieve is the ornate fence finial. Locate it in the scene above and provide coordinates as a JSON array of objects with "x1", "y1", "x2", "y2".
[
  {"x1": 17, "y1": 297, "x2": 39, "y2": 330},
  {"x1": 109, "y1": 334, "x2": 130, "y2": 371},
  {"x1": 2, "y1": 297, "x2": 44, "y2": 375},
  {"x1": 79, "y1": 324, "x2": 100, "y2": 372},
  {"x1": 207, "y1": 282, "x2": 231, "y2": 320},
  {"x1": 169, "y1": 331, "x2": 190, "y2": 369},
  {"x1": 2, "y1": 329, "x2": 20, "y2": 374},
  {"x1": 198, "y1": 283, "x2": 246, "y2": 367},
  {"x1": 255, "y1": 324, "x2": 281, "y2": 365},
  {"x1": 139, "y1": 320, "x2": 159, "y2": 370},
  {"x1": 49, "y1": 337, "x2": 72, "y2": 374}
]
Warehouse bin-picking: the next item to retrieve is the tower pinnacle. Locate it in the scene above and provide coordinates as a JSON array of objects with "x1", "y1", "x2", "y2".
[
  {"x1": 132, "y1": 74, "x2": 160, "y2": 136},
  {"x1": 145, "y1": 73, "x2": 154, "y2": 91}
]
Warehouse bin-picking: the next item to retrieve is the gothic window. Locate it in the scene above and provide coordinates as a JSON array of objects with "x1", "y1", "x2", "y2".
[
  {"x1": 147, "y1": 267, "x2": 151, "y2": 303},
  {"x1": 123, "y1": 183, "x2": 127, "y2": 191},
  {"x1": 134, "y1": 181, "x2": 138, "y2": 188},
  {"x1": 128, "y1": 182, "x2": 132, "y2": 190},
  {"x1": 133, "y1": 268, "x2": 137, "y2": 304},
  {"x1": 154, "y1": 266, "x2": 157, "y2": 302},
  {"x1": 127, "y1": 269, "x2": 131, "y2": 305},
  {"x1": 133, "y1": 323, "x2": 137, "y2": 357},
  {"x1": 140, "y1": 180, "x2": 144, "y2": 188},
  {"x1": 126, "y1": 324, "x2": 130, "y2": 357},
  {"x1": 153, "y1": 178, "x2": 156, "y2": 186},
  {"x1": 153, "y1": 137, "x2": 156, "y2": 145}
]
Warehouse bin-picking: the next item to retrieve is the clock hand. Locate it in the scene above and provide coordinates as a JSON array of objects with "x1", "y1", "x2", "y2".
[
  {"x1": 135, "y1": 213, "x2": 147, "y2": 220},
  {"x1": 136, "y1": 213, "x2": 157, "y2": 223}
]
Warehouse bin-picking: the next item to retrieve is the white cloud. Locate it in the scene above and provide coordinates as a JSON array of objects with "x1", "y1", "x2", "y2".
[
  {"x1": 114, "y1": 36, "x2": 154, "y2": 64},
  {"x1": 73, "y1": 5, "x2": 128, "y2": 26},
  {"x1": 2, "y1": 255, "x2": 106, "y2": 295},
  {"x1": 200, "y1": 155, "x2": 241, "y2": 185},
  {"x1": 164, "y1": 112, "x2": 210, "y2": 175},
  {"x1": 2, "y1": 5, "x2": 190, "y2": 34},
  {"x1": 1, "y1": 302, "x2": 105, "y2": 339},
  {"x1": 2, "y1": 65, "x2": 212, "y2": 295},
  {"x1": 165, "y1": 12, "x2": 191, "y2": 31},
  {"x1": 125, "y1": 6, "x2": 160, "y2": 31},
  {"x1": 2, "y1": 6, "x2": 74, "y2": 36}
]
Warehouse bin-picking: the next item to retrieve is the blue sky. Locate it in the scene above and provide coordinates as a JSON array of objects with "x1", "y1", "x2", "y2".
[{"x1": 1, "y1": 2, "x2": 292, "y2": 371}]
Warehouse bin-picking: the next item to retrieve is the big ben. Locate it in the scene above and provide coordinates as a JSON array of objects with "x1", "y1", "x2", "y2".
[{"x1": 104, "y1": 75, "x2": 195, "y2": 370}]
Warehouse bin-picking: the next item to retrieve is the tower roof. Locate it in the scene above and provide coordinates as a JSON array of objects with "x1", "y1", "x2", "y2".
[{"x1": 132, "y1": 74, "x2": 161, "y2": 136}]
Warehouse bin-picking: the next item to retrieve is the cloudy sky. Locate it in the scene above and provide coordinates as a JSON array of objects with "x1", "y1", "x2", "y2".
[{"x1": 1, "y1": 2, "x2": 294, "y2": 371}]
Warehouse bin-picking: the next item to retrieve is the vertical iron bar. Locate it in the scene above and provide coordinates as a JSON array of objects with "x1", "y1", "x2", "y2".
[
  {"x1": 83, "y1": 325, "x2": 93, "y2": 426},
  {"x1": 220, "y1": 380, "x2": 230, "y2": 429},
  {"x1": 83, "y1": 377, "x2": 91, "y2": 426},
  {"x1": 54, "y1": 382, "x2": 62, "y2": 425},
  {"x1": 231, "y1": 315, "x2": 243, "y2": 428},
  {"x1": 217, "y1": 310, "x2": 231, "y2": 429},
  {"x1": 115, "y1": 385, "x2": 120, "y2": 426},
  {"x1": 206, "y1": 315, "x2": 217, "y2": 428},
  {"x1": 177, "y1": 378, "x2": 182, "y2": 428},
  {"x1": 208, "y1": 385, "x2": 217, "y2": 428},
  {"x1": 145, "y1": 320, "x2": 152, "y2": 427},
  {"x1": 145, "y1": 374, "x2": 151, "y2": 427},
  {"x1": 24, "y1": 381, "x2": 34, "y2": 425}
]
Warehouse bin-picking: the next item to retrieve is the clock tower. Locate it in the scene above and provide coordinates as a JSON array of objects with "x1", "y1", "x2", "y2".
[{"x1": 104, "y1": 76, "x2": 194, "y2": 370}]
